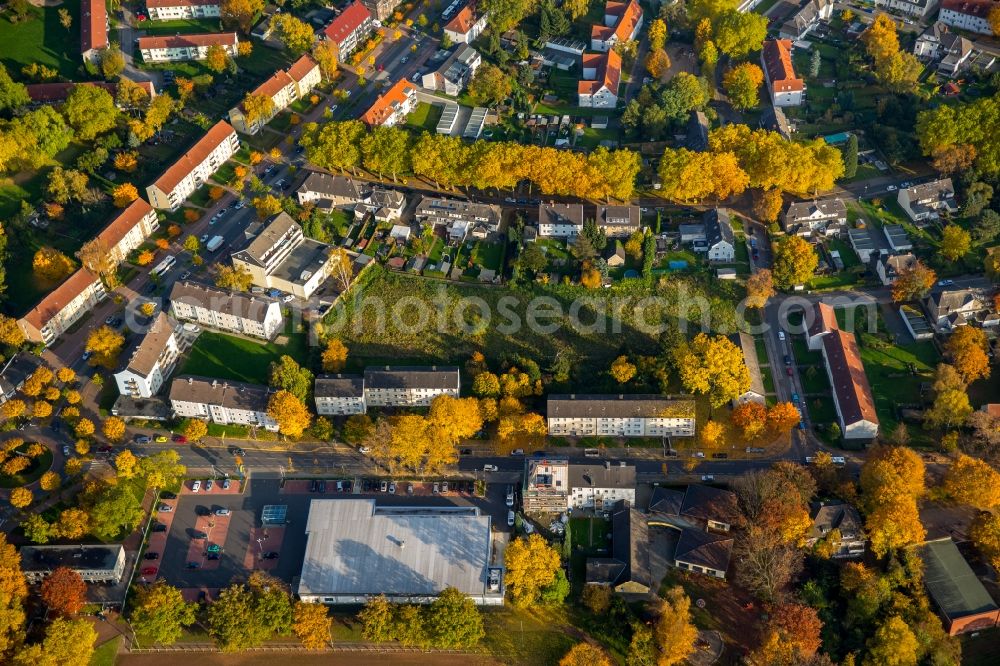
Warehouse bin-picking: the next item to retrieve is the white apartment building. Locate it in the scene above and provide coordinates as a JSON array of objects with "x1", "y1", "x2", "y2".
[
  {"x1": 939, "y1": 0, "x2": 995, "y2": 33},
  {"x1": 762, "y1": 39, "x2": 805, "y2": 107},
  {"x1": 546, "y1": 395, "x2": 696, "y2": 438},
  {"x1": 94, "y1": 198, "x2": 160, "y2": 265},
  {"x1": 897, "y1": 178, "x2": 959, "y2": 222},
  {"x1": 169, "y1": 375, "x2": 279, "y2": 430},
  {"x1": 874, "y1": 0, "x2": 938, "y2": 17},
  {"x1": 17, "y1": 269, "x2": 107, "y2": 345},
  {"x1": 568, "y1": 462, "x2": 637, "y2": 510},
  {"x1": 20, "y1": 545, "x2": 126, "y2": 584},
  {"x1": 314, "y1": 374, "x2": 366, "y2": 415},
  {"x1": 228, "y1": 55, "x2": 321, "y2": 135},
  {"x1": 444, "y1": 6, "x2": 489, "y2": 44},
  {"x1": 114, "y1": 312, "x2": 181, "y2": 399},
  {"x1": 231, "y1": 213, "x2": 335, "y2": 299},
  {"x1": 169, "y1": 280, "x2": 283, "y2": 340},
  {"x1": 146, "y1": 120, "x2": 239, "y2": 210},
  {"x1": 538, "y1": 202, "x2": 585, "y2": 237},
  {"x1": 145, "y1": 0, "x2": 221, "y2": 20},
  {"x1": 363, "y1": 366, "x2": 460, "y2": 407},
  {"x1": 138, "y1": 32, "x2": 239, "y2": 63}
]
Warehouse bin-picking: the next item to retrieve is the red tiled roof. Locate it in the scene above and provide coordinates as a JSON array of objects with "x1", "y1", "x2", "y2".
[
  {"x1": 151, "y1": 120, "x2": 236, "y2": 195},
  {"x1": 138, "y1": 32, "x2": 238, "y2": 50},
  {"x1": 96, "y1": 199, "x2": 155, "y2": 250},
  {"x1": 286, "y1": 54, "x2": 319, "y2": 83},
  {"x1": 823, "y1": 329, "x2": 879, "y2": 427},
  {"x1": 808, "y1": 302, "x2": 838, "y2": 338},
  {"x1": 941, "y1": 0, "x2": 997, "y2": 18},
  {"x1": 21, "y1": 269, "x2": 100, "y2": 332},
  {"x1": 984, "y1": 404, "x2": 1000, "y2": 418},
  {"x1": 578, "y1": 50, "x2": 621, "y2": 97},
  {"x1": 612, "y1": 0, "x2": 643, "y2": 43},
  {"x1": 81, "y1": 0, "x2": 108, "y2": 53},
  {"x1": 252, "y1": 70, "x2": 295, "y2": 100},
  {"x1": 361, "y1": 78, "x2": 416, "y2": 126},
  {"x1": 26, "y1": 81, "x2": 156, "y2": 104},
  {"x1": 445, "y1": 6, "x2": 476, "y2": 35},
  {"x1": 324, "y1": 0, "x2": 372, "y2": 44},
  {"x1": 762, "y1": 39, "x2": 804, "y2": 93},
  {"x1": 146, "y1": 0, "x2": 219, "y2": 7}
]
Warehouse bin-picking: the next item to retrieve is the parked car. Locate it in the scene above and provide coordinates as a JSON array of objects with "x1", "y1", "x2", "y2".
[
  {"x1": 134, "y1": 435, "x2": 151, "y2": 444},
  {"x1": 786, "y1": 367, "x2": 793, "y2": 376},
  {"x1": 222, "y1": 478, "x2": 231, "y2": 490},
  {"x1": 98, "y1": 445, "x2": 113, "y2": 453},
  {"x1": 701, "y1": 475, "x2": 715, "y2": 482},
  {"x1": 157, "y1": 504, "x2": 173, "y2": 512},
  {"x1": 433, "y1": 482, "x2": 440, "y2": 494},
  {"x1": 380, "y1": 480, "x2": 388, "y2": 492},
  {"x1": 172, "y1": 434, "x2": 187, "y2": 443},
  {"x1": 510, "y1": 449, "x2": 525, "y2": 455},
  {"x1": 506, "y1": 485, "x2": 514, "y2": 507},
  {"x1": 154, "y1": 435, "x2": 168, "y2": 443},
  {"x1": 205, "y1": 479, "x2": 213, "y2": 491},
  {"x1": 191, "y1": 480, "x2": 201, "y2": 492},
  {"x1": 483, "y1": 464, "x2": 498, "y2": 472},
  {"x1": 207, "y1": 544, "x2": 221, "y2": 553},
  {"x1": 442, "y1": 481, "x2": 449, "y2": 493},
  {"x1": 186, "y1": 562, "x2": 201, "y2": 569},
  {"x1": 144, "y1": 552, "x2": 159, "y2": 560},
  {"x1": 152, "y1": 523, "x2": 166, "y2": 532},
  {"x1": 317, "y1": 480, "x2": 326, "y2": 493},
  {"x1": 460, "y1": 448, "x2": 472, "y2": 455},
  {"x1": 161, "y1": 491, "x2": 176, "y2": 500},
  {"x1": 359, "y1": 446, "x2": 371, "y2": 454},
  {"x1": 207, "y1": 553, "x2": 220, "y2": 560},
  {"x1": 141, "y1": 567, "x2": 158, "y2": 575},
  {"x1": 215, "y1": 508, "x2": 231, "y2": 516},
  {"x1": 507, "y1": 511, "x2": 515, "y2": 527},
  {"x1": 232, "y1": 448, "x2": 246, "y2": 456},
  {"x1": 711, "y1": 453, "x2": 728, "y2": 459},
  {"x1": 262, "y1": 552, "x2": 279, "y2": 560},
  {"x1": 388, "y1": 482, "x2": 396, "y2": 494},
  {"x1": 192, "y1": 531, "x2": 207, "y2": 539},
  {"x1": 693, "y1": 452, "x2": 706, "y2": 458},
  {"x1": 62, "y1": 445, "x2": 70, "y2": 456},
  {"x1": 784, "y1": 355, "x2": 792, "y2": 366}
]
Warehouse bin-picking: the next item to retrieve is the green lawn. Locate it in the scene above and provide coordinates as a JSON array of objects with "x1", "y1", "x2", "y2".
[
  {"x1": 470, "y1": 241, "x2": 504, "y2": 271},
  {"x1": 89, "y1": 636, "x2": 120, "y2": 666},
  {"x1": 0, "y1": 3, "x2": 81, "y2": 78},
  {"x1": 859, "y1": 336, "x2": 939, "y2": 431},
  {"x1": 405, "y1": 102, "x2": 443, "y2": 132},
  {"x1": 180, "y1": 324, "x2": 309, "y2": 384}
]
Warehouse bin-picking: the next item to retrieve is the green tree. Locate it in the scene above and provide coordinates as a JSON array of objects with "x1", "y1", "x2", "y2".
[
  {"x1": 712, "y1": 10, "x2": 767, "y2": 59},
  {"x1": 504, "y1": 534, "x2": 561, "y2": 607},
  {"x1": 299, "y1": 120, "x2": 365, "y2": 174},
  {"x1": 12, "y1": 617, "x2": 96, "y2": 666},
  {"x1": 863, "y1": 615, "x2": 918, "y2": 666},
  {"x1": 85, "y1": 483, "x2": 144, "y2": 540},
  {"x1": 0, "y1": 64, "x2": 29, "y2": 113},
  {"x1": 940, "y1": 224, "x2": 971, "y2": 261},
  {"x1": 131, "y1": 583, "x2": 197, "y2": 646},
  {"x1": 423, "y1": 587, "x2": 485, "y2": 648},
  {"x1": 358, "y1": 595, "x2": 394, "y2": 642},
  {"x1": 98, "y1": 44, "x2": 125, "y2": 80},
  {"x1": 361, "y1": 126, "x2": 411, "y2": 181},
  {"x1": 268, "y1": 355, "x2": 313, "y2": 403},
  {"x1": 468, "y1": 64, "x2": 512, "y2": 106},
  {"x1": 772, "y1": 236, "x2": 818, "y2": 288},
  {"x1": 842, "y1": 134, "x2": 859, "y2": 178},
  {"x1": 723, "y1": 62, "x2": 764, "y2": 110},
  {"x1": 62, "y1": 85, "x2": 119, "y2": 141},
  {"x1": 271, "y1": 14, "x2": 315, "y2": 53}
]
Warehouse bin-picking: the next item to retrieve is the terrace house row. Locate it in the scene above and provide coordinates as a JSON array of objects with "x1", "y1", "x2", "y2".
[
  {"x1": 415, "y1": 196, "x2": 501, "y2": 241},
  {"x1": 314, "y1": 366, "x2": 461, "y2": 415},
  {"x1": 537, "y1": 202, "x2": 642, "y2": 238}
]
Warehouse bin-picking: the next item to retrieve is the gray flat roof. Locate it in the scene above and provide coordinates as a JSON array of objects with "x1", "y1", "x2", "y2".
[
  {"x1": 298, "y1": 499, "x2": 494, "y2": 598},
  {"x1": 21, "y1": 544, "x2": 124, "y2": 573}
]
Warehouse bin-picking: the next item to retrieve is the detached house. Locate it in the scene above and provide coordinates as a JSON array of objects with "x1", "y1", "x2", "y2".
[
  {"x1": 591, "y1": 0, "x2": 643, "y2": 52},
  {"x1": 114, "y1": 312, "x2": 181, "y2": 399},
  {"x1": 595, "y1": 205, "x2": 641, "y2": 238},
  {"x1": 875, "y1": 252, "x2": 917, "y2": 286},
  {"x1": 138, "y1": 33, "x2": 239, "y2": 63},
  {"x1": 783, "y1": 199, "x2": 848, "y2": 237},
  {"x1": 578, "y1": 50, "x2": 621, "y2": 109},
  {"x1": 422, "y1": 44, "x2": 481, "y2": 95},
  {"x1": 925, "y1": 288, "x2": 995, "y2": 330},
  {"x1": 897, "y1": 179, "x2": 958, "y2": 222},
  {"x1": 538, "y1": 203, "x2": 585, "y2": 238},
  {"x1": 779, "y1": 0, "x2": 833, "y2": 40},
  {"x1": 361, "y1": 79, "x2": 418, "y2": 127},
  {"x1": 146, "y1": 120, "x2": 240, "y2": 210},
  {"x1": 939, "y1": 0, "x2": 997, "y2": 34},
  {"x1": 323, "y1": 0, "x2": 374, "y2": 61},
  {"x1": 762, "y1": 39, "x2": 804, "y2": 107},
  {"x1": 145, "y1": 0, "x2": 221, "y2": 21},
  {"x1": 703, "y1": 209, "x2": 735, "y2": 262},
  {"x1": 444, "y1": 5, "x2": 488, "y2": 44},
  {"x1": 18, "y1": 270, "x2": 107, "y2": 345},
  {"x1": 808, "y1": 501, "x2": 865, "y2": 558},
  {"x1": 81, "y1": 0, "x2": 109, "y2": 63},
  {"x1": 229, "y1": 55, "x2": 322, "y2": 134}
]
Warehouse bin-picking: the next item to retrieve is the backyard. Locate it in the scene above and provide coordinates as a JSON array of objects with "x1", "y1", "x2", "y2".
[
  {"x1": 180, "y1": 323, "x2": 310, "y2": 385},
  {"x1": 0, "y1": 1, "x2": 81, "y2": 78},
  {"x1": 404, "y1": 102, "x2": 443, "y2": 132},
  {"x1": 858, "y1": 334, "x2": 939, "y2": 434}
]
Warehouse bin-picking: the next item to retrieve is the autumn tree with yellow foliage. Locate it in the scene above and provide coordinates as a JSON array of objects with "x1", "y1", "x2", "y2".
[
  {"x1": 942, "y1": 454, "x2": 1000, "y2": 510},
  {"x1": 267, "y1": 390, "x2": 312, "y2": 438},
  {"x1": 84, "y1": 325, "x2": 125, "y2": 368},
  {"x1": 292, "y1": 601, "x2": 331, "y2": 650},
  {"x1": 320, "y1": 339, "x2": 348, "y2": 372},
  {"x1": 32, "y1": 247, "x2": 75, "y2": 282},
  {"x1": 112, "y1": 182, "x2": 139, "y2": 208},
  {"x1": 672, "y1": 333, "x2": 750, "y2": 407},
  {"x1": 859, "y1": 446, "x2": 926, "y2": 556},
  {"x1": 654, "y1": 587, "x2": 698, "y2": 666},
  {"x1": 503, "y1": 534, "x2": 561, "y2": 607},
  {"x1": 944, "y1": 325, "x2": 990, "y2": 383}
]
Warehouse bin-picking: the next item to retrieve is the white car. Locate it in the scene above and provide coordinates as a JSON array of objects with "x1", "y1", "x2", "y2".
[
  {"x1": 778, "y1": 331, "x2": 786, "y2": 341},
  {"x1": 507, "y1": 511, "x2": 515, "y2": 527},
  {"x1": 157, "y1": 504, "x2": 173, "y2": 512},
  {"x1": 214, "y1": 508, "x2": 231, "y2": 516},
  {"x1": 701, "y1": 475, "x2": 715, "y2": 482},
  {"x1": 359, "y1": 446, "x2": 371, "y2": 454},
  {"x1": 483, "y1": 464, "x2": 498, "y2": 472},
  {"x1": 886, "y1": 185, "x2": 898, "y2": 191},
  {"x1": 191, "y1": 480, "x2": 201, "y2": 493},
  {"x1": 282, "y1": 294, "x2": 294, "y2": 303}
]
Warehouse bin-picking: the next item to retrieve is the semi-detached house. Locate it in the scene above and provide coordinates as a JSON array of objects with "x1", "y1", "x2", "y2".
[
  {"x1": 146, "y1": 120, "x2": 240, "y2": 210},
  {"x1": 323, "y1": 0, "x2": 374, "y2": 61},
  {"x1": 170, "y1": 375, "x2": 279, "y2": 430},
  {"x1": 538, "y1": 202, "x2": 585, "y2": 237},
  {"x1": 229, "y1": 55, "x2": 322, "y2": 134},
  {"x1": 578, "y1": 49, "x2": 621, "y2": 109},
  {"x1": 145, "y1": 0, "x2": 221, "y2": 20},
  {"x1": 138, "y1": 32, "x2": 239, "y2": 63},
  {"x1": 17, "y1": 269, "x2": 107, "y2": 345},
  {"x1": 361, "y1": 79, "x2": 418, "y2": 127}
]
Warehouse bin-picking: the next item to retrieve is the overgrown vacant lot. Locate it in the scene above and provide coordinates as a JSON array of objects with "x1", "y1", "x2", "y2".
[{"x1": 328, "y1": 267, "x2": 740, "y2": 385}]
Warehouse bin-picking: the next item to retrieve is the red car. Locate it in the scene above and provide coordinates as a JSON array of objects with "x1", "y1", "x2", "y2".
[
  {"x1": 141, "y1": 567, "x2": 158, "y2": 576},
  {"x1": 172, "y1": 434, "x2": 187, "y2": 443}
]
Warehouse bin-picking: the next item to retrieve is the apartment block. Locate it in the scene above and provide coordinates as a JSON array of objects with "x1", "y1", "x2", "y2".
[
  {"x1": 17, "y1": 269, "x2": 107, "y2": 345},
  {"x1": 361, "y1": 79, "x2": 418, "y2": 127},
  {"x1": 138, "y1": 32, "x2": 239, "y2": 63},
  {"x1": 20, "y1": 545, "x2": 126, "y2": 584},
  {"x1": 231, "y1": 212, "x2": 335, "y2": 299},
  {"x1": 363, "y1": 0, "x2": 397, "y2": 20},
  {"x1": 522, "y1": 458, "x2": 638, "y2": 512},
  {"x1": 146, "y1": 120, "x2": 239, "y2": 210},
  {"x1": 169, "y1": 280, "x2": 283, "y2": 340},
  {"x1": 169, "y1": 375, "x2": 279, "y2": 430},
  {"x1": 323, "y1": 0, "x2": 374, "y2": 61},
  {"x1": 590, "y1": 0, "x2": 643, "y2": 52},
  {"x1": 229, "y1": 55, "x2": 321, "y2": 134},
  {"x1": 363, "y1": 366, "x2": 460, "y2": 407},
  {"x1": 762, "y1": 39, "x2": 804, "y2": 107},
  {"x1": 314, "y1": 374, "x2": 366, "y2": 415},
  {"x1": 145, "y1": 0, "x2": 221, "y2": 20},
  {"x1": 547, "y1": 394, "x2": 696, "y2": 438},
  {"x1": 82, "y1": 0, "x2": 109, "y2": 62},
  {"x1": 94, "y1": 198, "x2": 160, "y2": 266},
  {"x1": 114, "y1": 312, "x2": 181, "y2": 399}
]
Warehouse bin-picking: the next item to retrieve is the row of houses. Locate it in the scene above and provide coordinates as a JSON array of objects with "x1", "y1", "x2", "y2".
[
  {"x1": 875, "y1": 0, "x2": 998, "y2": 35},
  {"x1": 315, "y1": 367, "x2": 460, "y2": 414},
  {"x1": 575, "y1": 0, "x2": 642, "y2": 108},
  {"x1": 229, "y1": 55, "x2": 322, "y2": 135}
]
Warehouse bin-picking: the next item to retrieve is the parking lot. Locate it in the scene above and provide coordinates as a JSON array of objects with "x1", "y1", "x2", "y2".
[{"x1": 139, "y1": 477, "x2": 515, "y2": 599}]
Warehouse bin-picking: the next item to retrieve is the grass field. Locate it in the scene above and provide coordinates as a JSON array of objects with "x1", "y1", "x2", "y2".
[
  {"x1": 405, "y1": 102, "x2": 443, "y2": 132},
  {"x1": 180, "y1": 324, "x2": 310, "y2": 384},
  {"x1": 859, "y1": 336, "x2": 938, "y2": 431},
  {"x1": 0, "y1": 2, "x2": 81, "y2": 79},
  {"x1": 88, "y1": 636, "x2": 120, "y2": 666}
]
